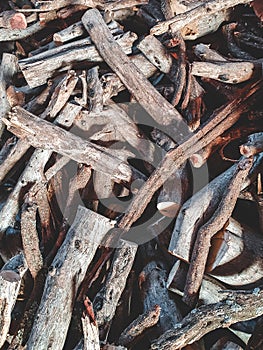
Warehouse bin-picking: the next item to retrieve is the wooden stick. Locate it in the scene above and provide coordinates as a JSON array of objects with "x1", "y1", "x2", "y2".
[
  {"x1": 169, "y1": 154, "x2": 262, "y2": 263},
  {"x1": 0, "y1": 254, "x2": 28, "y2": 348},
  {"x1": 3, "y1": 107, "x2": 133, "y2": 183},
  {"x1": 82, "y1": 305, "x2": 100, "y2": 350},
  {"x1": 93, "y1": 240, "x2": 138, "y2": 330},
  {"x1": 151, "y1": 288, "x2": 263, "y2": 350},
  {"x1": 37, "y1": 0, "x2": 148, "y2": 12},
  {"x1": 21, "y1": 199, "x2": 43, "y2": 279},
  {"x1": 118, "y1": 305, "x2": 161, "y2": 347},
  {"x1": 0, "y1": 22, "x2": 43, "y2": 42},
  {"x1": 150, "y1": 0, "x2": 251, "y2": 36},
  {"x1": 19, "y1": 31, "x2": 137, "y2": 88},
  {"x1": 26, "y1": 207, "x2": 115, "y2": 350},
  {"x1": 183, "y1": 157, "x2": 253, "y2": 307},
  {"x1": 240, "y1": 132, "x2": 263, "y2": 157},
  {"x1": 82, "y1": 9, "x2": 186, "y2": 128},
  {"x1": 191, "y1": 61, "x2": 255, "y2": 84},
  {"x1": 0, "y1": 53, "x2": 18, "y2": 137}
]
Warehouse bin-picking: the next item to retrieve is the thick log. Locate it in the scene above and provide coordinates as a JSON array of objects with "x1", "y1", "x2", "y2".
[
  {"x1": 0, "y1": 254, "x2": 28, "y2": 348},
  {"x1": 151, "y1": 288, "x2": 263, "y2": 350},
  {"x1": 19, "y1": 31, "x2": 137, "y2": 88},
  {"x1": 26, "y1": 206, "x2": 115, "y2": 350}
]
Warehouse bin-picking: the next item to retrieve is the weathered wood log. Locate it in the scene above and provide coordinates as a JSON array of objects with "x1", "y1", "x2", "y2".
[
  {"x1": 0, "y1": 53, "x2": 18, "y2": 137},
  {"x1": 0, "y1": 254, "x2": 28, "y2": 348},
  {"x1": 151, "y1": 287, "x2": 263, "y2": 350},
  {"x1": 82, "y1": 9, "x2": 186, "y2": 130},
  {"x1": 26, "y1": 206, "x2": 115, "y2": 350},
  {"x1": 194, "y1": 43, "x2": 228, "y2": 62},
  {"x1": 118, "y1": 305, "x2": 161, "y2": 347},
  {"x1": 53, "y1": 20, "x2": 123, "y2": 44},
  {"x1": 0, "y1": 21, "x2": 42, "y2": 41},
  {"x1": 82, "y1": 310, "x2": 100, "y2": 350},
  {"x1": 167, "y1": 260, "x2": 226, "y2": 305},
  {"x1": 240, "y1": 133, "x2": 263, "y2": 157},
  {"x1": 93, "y1": 240, "x2": 138, "y2": 334},
  {"x1": 169, "y1": 154, "x2": 263, "y2": 263},
  {"x1": 3, "y1": 107, "x2": 134, "y2": 183},
  {"x1": 19, "y1": 31, "x2": 137, "y2": 88},
  {"x1": 36, "y1": 0, "x2": 148, "y2": 12},
  {"x1": 150, "y1": 0, "x2": 251, "y2": 36},
  {"x1": 183, "y1": 157, "x2": 253, "y2": 307},
  {"x1": 0, "y1": 10, "x2": 27, "y2": 29},
  {"x1": 191, "y1": 61, "x2": 255, "y2": 84}
]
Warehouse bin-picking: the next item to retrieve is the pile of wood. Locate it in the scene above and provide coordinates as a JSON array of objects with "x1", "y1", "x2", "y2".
[{"x1": 0, "y1": 0, "x2": 263, "y2": 349}]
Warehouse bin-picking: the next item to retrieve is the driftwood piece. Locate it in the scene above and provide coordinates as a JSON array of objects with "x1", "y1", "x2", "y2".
[
  {"x1": 150, "y1": 0, "x2": 251, "y2": 36},
  {"x1": 0, "y1": 22, "x2": 42, "y2": 42},
  {"x1": 37, "y1": 0, "x2": 148, "y2": 12},
  {"x1": 240, "y1": 133, "x2": 263, "y2": 157},
  {"x1": 169, "y1": 154, "x2": 263, "y2": 263},
  {"x1": 0, "y1": 10, "x2": 27, "y2": 29},
  {"x1": 151, "y1": 288, "x2": 263, "y2": 350},
  {"x1": 53, "y1": 20, "x2": 123, "y2": 44},
  {"x1": 82, "y1": 311, "x2": 100, "y2": 350},
  {"x1": 118, "y1": 305, "x2": 161, "y2": 347},
  {"x1": 194, "y1": 43, "x2": 228, "y2": 62},
  {"x1": 0, "y1": 53, "x2": 18, "y2": 137},
  {"x1": 93, "y1": 240, "x2": 138, "y2": 331},
  {"x1": 3, "y1": 107, "x2": 133, "y2": 183},
  {"x1": 21, "y1": 199, "x2": 43, "y2": 279},
  {"x1": 26, "y1": 207, "x2": 115, "y2": 350},
  {"x1": 167, "y1": 260, "x2": 226, "y2": 305},
  {"x1": 183, "y1": 157, "x2": 253, "y2": 307},
  {"x1": 0, "y1": 254, "x2": 28, "y2": 348},
  {"x1": 82, "y1": 9, "x2": 186, "y2": 129},
  {"x1": 191, "y1": 61, "x2": 255, "y2": 84},
  {"x1": 19, "y1": 31, "x2": 137, "y2": 88}
]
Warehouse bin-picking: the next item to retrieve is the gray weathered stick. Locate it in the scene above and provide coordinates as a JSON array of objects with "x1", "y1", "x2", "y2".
[
  {"x1": 0, "y1": 254, "x2": 28, "y2": 348},
  {"x1": 26, "y1": 207, "x2": 115, "y2": 350}
]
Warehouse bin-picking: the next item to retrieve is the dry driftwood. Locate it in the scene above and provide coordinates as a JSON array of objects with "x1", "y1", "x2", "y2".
[
  {"x1": 19, "y1": 31, "x2": 137, "y2": 88},
  {"x1": 183, "y1": 157, "x2": 253, "y2": 307},
  {"x1": 0, "y1": 254, "x2": 28, "y2": 348},
  {"x1": 0, "y1": 21, "x2": 42, "y2": 42},
  {"x1": 118, "y1": 305, "x2": 161, "y2": 347},
  {"x1": 150, "y1": 0, "x2": 251, "y2": 35},
  {"x1": 151, "y1": 287, "x2": 263, "y2": 350},
  {"x1": 169, "y1": 154, "x2": 263, "y2": 263},
  {"x1": 0, "y1": 53, "x2": 18, "y2": 137},
  {"x1": 3, "y1": 107, "x2": 133, "y2": 183},
  {"x1": 26, "y1": 206, "x2": 115, "y2": 350},
  {"x1": 82, "y1": 9, "x2": 186, "y2": 130},
  {"x1": 191, "y1": 61, "x2": 255, "y2": 84}
]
